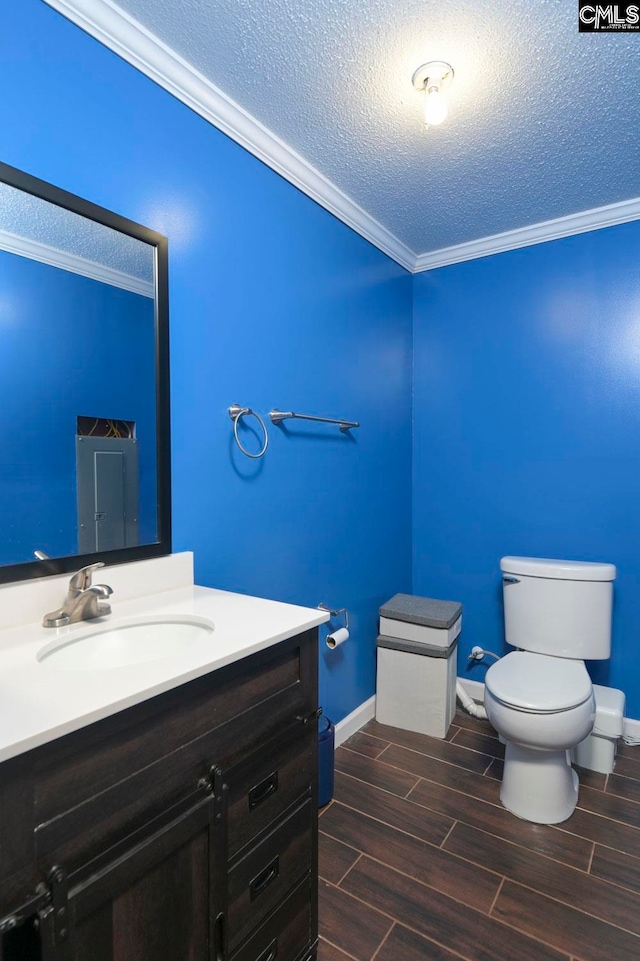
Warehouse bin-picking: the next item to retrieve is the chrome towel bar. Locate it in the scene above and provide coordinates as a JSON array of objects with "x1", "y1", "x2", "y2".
[{"x1": 270, "y1": 409, "x2": 359, "y2": 432}]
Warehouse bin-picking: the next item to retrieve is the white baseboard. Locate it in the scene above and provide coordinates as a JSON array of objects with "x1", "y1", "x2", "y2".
[
  {"x1": 334, "y1": 695, "x2": 376, "y2": 747},
  {"x1": 623, "y1": 716, "x2": 640, "y2": 741},
  {"x1": 334, "y1": 683, "x2": 480, "y2": 749},
  {"x1": 457, "y1": 676, "x2": 640, "y2": 740},
  {"x1": 330, "y1": 681, "x2": 640, "y2": 747},
  {"x1": 457, "y1": 676, "x2": 485, "y2": 703}
]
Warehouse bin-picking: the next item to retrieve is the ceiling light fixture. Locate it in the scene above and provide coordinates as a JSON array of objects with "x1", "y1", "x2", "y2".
[{"x1": 412, "y1": 61, "x2": 454, "y2": 128}]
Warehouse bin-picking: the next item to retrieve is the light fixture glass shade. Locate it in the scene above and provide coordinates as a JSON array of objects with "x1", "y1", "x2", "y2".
[{"x1": 424, "y1": 87, "x2": 448, "y2": 126}]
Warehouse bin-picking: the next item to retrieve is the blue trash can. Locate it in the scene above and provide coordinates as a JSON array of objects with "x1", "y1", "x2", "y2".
[{"x1": 318, "y1": 712, "x2": 335, "y2": 808}]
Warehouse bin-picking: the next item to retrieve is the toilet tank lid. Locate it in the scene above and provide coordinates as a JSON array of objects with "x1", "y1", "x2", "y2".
[{"x1": 500, "y1": 556, "x2": 616, "y2": 581}]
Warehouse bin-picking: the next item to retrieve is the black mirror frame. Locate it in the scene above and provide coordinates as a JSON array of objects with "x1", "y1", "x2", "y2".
[{"x1": 0, "y1": 160, "x2": 171, "y2": 584}]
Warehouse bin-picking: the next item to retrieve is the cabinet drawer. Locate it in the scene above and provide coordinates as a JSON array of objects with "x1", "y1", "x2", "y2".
[
  {"x1": 228, "y1": 800, "x2": 312, "y2": 951},
  {"x1": 230, "y1": 877, "x2": 311, "y2": 961},
  {"x1": 227, "y1": 725, "x2": 315, "y2": 861}
]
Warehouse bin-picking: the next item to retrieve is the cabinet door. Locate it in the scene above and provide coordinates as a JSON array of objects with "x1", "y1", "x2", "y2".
[{"x1": 40, "y1": 790, "x2": 224, "y2": 961}]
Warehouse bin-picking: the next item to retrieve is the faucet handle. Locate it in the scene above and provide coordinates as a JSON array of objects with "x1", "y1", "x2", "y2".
[
  {"x1": 92, "y1": 584, "x2": 113, "y2": 598},
  {"x1": 69, "y1": 562, "x2": 105, "y2": 593}
]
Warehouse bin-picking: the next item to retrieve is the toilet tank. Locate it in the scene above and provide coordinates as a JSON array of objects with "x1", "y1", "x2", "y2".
[{"x1": 501, "y1": 556, "x2": 616, "y2": 660}]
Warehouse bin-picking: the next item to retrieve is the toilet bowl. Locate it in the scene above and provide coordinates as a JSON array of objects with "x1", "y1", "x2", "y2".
[
  {"x1": 485, "y1": 651, "x2": 596, "y2": 823},
  {"x1": 486, "y1": 556, "x2": 616, "y2": 824}
]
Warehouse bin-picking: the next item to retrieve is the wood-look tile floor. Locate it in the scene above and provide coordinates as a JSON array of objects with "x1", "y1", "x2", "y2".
[{"x1": 317, "y1": 711, "x2": 640, "y2": 961}]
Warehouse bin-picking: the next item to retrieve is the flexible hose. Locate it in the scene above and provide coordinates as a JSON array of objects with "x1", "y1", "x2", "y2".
[{"x1": 456, "y1": 680, "x2": 488, "y2": 720}]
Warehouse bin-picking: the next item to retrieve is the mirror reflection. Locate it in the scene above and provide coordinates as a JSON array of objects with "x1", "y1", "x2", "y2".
[{"x1": 0, "y1": 180, "x2": 159, "y2": 566}]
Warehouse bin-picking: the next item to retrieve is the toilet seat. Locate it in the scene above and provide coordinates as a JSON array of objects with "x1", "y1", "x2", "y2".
[{"x1": 485, "y1": 651, "x2": 592, "y2": 714}]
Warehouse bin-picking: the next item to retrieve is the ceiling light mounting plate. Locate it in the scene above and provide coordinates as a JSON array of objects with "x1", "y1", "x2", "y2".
[{"x1": 412, "y1": 61, "x2": 454, "y2": 92}]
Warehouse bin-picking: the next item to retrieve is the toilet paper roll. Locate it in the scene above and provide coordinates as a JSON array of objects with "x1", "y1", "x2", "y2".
[{"x1": 326, "y1": 627, "x2": 349, "y2": 649}]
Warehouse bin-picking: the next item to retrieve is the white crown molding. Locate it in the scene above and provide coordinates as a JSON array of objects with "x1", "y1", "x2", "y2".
[
  {"x1": 414, "y1": 196, "x2": 640, "y2": 272},
  {"x1": 43, "y1": 0, "x2": 416, "y2": 272},
  {"x1": 0, "y1": 228, "x2": 155, "y2": 297},
  {"x1": 42, "y1": 2, "x2": 640, "y2": 275}
]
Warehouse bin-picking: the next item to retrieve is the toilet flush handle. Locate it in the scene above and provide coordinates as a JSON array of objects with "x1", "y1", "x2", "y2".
[{"x1": 502, "y1": 576, "x2": 520, "y2": 584}]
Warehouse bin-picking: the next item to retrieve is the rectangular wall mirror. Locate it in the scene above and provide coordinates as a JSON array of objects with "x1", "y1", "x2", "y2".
[{"x1": 0, "y1": 161, "x2": 171, "y2": 583}]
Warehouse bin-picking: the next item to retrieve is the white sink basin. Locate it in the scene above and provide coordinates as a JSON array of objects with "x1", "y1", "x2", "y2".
[{"x1": 37, "y1": 614, "x2": 215, "y2": 671}]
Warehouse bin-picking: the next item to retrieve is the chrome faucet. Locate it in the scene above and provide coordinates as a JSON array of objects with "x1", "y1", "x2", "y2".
[{"x1": 42, "y1": 562, "x2": 113, "y2": 628}]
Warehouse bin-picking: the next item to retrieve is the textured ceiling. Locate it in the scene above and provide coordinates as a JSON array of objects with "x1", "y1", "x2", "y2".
[
  {"x1": 109, "y1": 0, "x2": 639, "y2": 255},
  {"x1": 0, "y1": 182, "x2": 154, "y2": 282}
]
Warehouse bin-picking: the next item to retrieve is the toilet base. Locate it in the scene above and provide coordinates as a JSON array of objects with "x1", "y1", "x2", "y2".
[{"x1": 500, "y1": 741, "x2": 579, "y2": 824}]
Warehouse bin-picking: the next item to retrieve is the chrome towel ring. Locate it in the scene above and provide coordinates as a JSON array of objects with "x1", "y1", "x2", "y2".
[{"x1": 228, "y1": 404, "x2": 269, "y2": 459}]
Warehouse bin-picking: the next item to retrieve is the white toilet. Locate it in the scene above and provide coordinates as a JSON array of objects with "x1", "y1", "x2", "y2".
[{"x1": 484, "y1": 556, "x2": 616, "y2": 824}]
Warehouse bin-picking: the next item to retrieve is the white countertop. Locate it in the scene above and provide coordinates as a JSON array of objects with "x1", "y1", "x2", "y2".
[{"x1": 0, "y1": 584, "x2": 329, "y2": 763}]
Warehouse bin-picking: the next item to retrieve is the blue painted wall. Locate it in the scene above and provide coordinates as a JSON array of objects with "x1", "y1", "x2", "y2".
[
  {"x1": 12, "y1": 3, "x2": 640, "y2": 724},
  {"x1": 413, "y1": 224, "x2": 640, "y2": 717},
  {"x1": 0, "y1": 249, "x2": 156, "y2": 564},
  {"x1": 2, "y1": 2, "x2": 413, "y2": 722}
]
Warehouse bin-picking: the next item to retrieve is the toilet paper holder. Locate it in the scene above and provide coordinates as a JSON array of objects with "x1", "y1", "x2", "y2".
[{"x1": 317, "y1": 602, "x2": 349, "y2": 631}]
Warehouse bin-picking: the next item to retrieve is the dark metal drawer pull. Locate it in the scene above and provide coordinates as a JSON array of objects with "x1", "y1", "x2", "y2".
[
  {"x1": 249, "y1": 857, "x2": 280, "y2": 901},
  {"x1": 249, "y1": 772, "x2": 278, "y2": 810},
  {"x1": 296, "y1": 708, "x2": 321, "y2": 726},
  {"x1": 215, "y1": 911, "x2": 225, "y2": 961},
  {"x1": 255, "y1": 938, "x2": 278, "y2": 961}
]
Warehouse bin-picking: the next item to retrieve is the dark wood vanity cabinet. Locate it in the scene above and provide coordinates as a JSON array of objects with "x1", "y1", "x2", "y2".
[{"x1": 0, "y1": 628, "x2": 319, "y2": 961}]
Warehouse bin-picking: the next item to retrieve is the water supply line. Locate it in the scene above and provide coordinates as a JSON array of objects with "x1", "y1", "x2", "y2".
[
  {"x1": 456, "y1": 647, "x2": 502, "y2": 720},
  {"x1": 468, "y1": 646, "x2": 500, "y2": 663}
]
